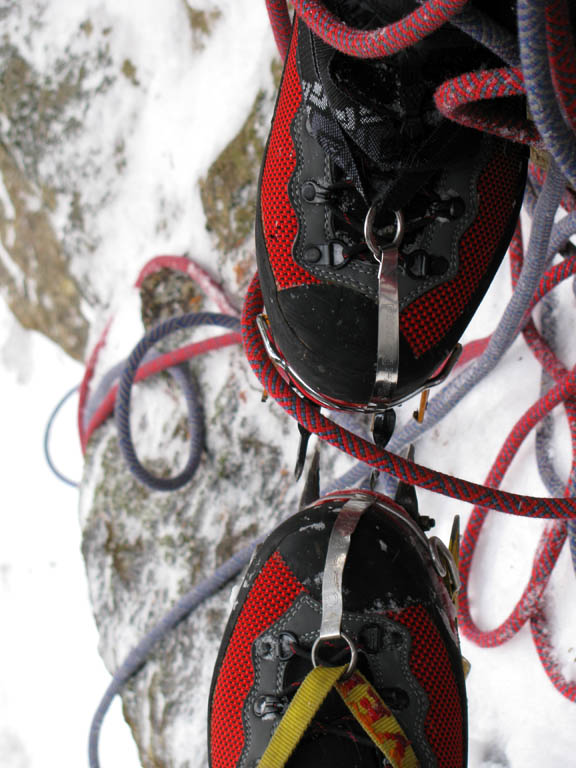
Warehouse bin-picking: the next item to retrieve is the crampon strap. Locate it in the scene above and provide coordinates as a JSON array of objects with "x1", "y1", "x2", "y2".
[{"x1": 259, "y1": 665, "x2": 418, "y2": 768}]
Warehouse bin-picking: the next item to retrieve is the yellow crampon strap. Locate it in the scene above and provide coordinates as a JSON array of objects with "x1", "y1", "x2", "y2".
[
  {"x1": 258, "y1": 664, "x2": 419, "y2": 768},
  {"x1": 337, "y1": 671, "x2": 420, "y2": 768},
  {"x1": 259, "y1": 664, "x2": 346, "y2": 768}
]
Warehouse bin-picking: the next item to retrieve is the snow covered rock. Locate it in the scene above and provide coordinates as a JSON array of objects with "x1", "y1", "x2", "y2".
[
  {"x1": 2, "y1": 1, "x2": 294, "y2": 763},
  {"x1": 79, "y1": 264, "x2": 303, "y2": 766},
  {"x1": 0, "y1": 25, "x2": 100, "y2": 358}
]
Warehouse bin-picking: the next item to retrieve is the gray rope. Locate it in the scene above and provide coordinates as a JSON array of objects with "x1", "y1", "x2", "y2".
[
  {"x1": 452, "y1": 6, "x2": 520, "y2": 66},
  {"x1": 518, "y1": 0, "x2": 576, "y2": 189},
  {"x1": 43, "y1": 385, "x2": 80, "y2": 488},
  {"x1": 386, "y1": 159, "x2": 565, "y2": 455},
  {"x1": 88, "y1": 539, "x2": 261, "y2": 768},
  {"x1": 534, "y1": 292, "x2": 564, "y2": 496}
]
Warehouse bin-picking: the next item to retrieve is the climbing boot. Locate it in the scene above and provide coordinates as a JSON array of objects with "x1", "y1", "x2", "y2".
[
  {"x1": 255, "y1": 0, "x2": 527, "y2": 429},
  {"x1": 208, "y1": 489, "x2": 466, "y2": 767}
]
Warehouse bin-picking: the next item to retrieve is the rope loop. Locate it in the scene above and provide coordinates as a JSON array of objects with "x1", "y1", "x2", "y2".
[
  {"x1": 114, "y1": 312, "x2": 240, "y2": 491},
  {"x1": 290, "y1": 0, "x2": 470, "y2": 59}
]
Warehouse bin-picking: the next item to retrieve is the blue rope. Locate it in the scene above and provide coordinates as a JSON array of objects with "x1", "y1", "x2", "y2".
[
  {"x1": 83, "y1": 349, "x2": 168, "y2": 434},
  {"x1": 43, "y1": 385, "x2": 80, "y2": 489},
  {"x1": 452, "y1": 5, "x2": 520, "y2": 66},
  {"x1": 114, "y1": 312, "x2": 240, "y2": 491}
]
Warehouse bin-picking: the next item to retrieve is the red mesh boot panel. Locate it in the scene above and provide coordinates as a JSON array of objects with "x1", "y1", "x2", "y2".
[
  {"x1": 210, "y1": 551, "x2": 304, "y2": 768},
  {"x1": 393, "y1": 604, "x2": 465, "y2": 768},
  {"x1": 400, "y1": 149, "x2": 521, "y2": 357},
  {"x1": 260, "y1": 21, "x2": 320, "y2": 291}
]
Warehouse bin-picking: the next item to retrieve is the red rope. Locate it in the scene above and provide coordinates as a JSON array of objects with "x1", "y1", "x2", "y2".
[
  {"x1": 265, "y1": 0, "x2": 292, "y2": 60},
  {"x1": 78, "y1": 320, "x2": 112, "y2": 451},
  {"x1": 241, "y1": 272, "x2": 576, "y2": 521},
  {"x1": 456, "y1": 201, "x2": 576, "y2": 701},
  {"x1": 290, "y1": 0, "x2": 469, "y2": 58},
  {"x1": 434, "y1": 67, "x2": 542, "y2": 146},
  {"x1": 256, "y1": 0, "x2": 576, "y2": 701},
  {"x1": 135, "y1": 255, "x2": 239, "y2": 316}
]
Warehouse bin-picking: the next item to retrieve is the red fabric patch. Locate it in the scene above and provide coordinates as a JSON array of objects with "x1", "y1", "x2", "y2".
[
  {"x1": 400, "y1": 148, "x2": 521, "y2": 356},
  {"x1": 260, "y1": 21, "x2": 320, "y2": 290},
  {"x1": 210, "y1": 551, "x2": 304, "y2": 768},
  {"x1": 393, "y1": 604, "x2": 465, "y2": 768}
]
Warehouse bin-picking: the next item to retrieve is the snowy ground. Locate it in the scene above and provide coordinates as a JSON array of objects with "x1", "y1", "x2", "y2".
[
  {"x1": 0, "y1": 300, "x2": 140, "y2": 768},
  {"x1": 1, "y1": 1, "x2": 576, "y2": 767}
]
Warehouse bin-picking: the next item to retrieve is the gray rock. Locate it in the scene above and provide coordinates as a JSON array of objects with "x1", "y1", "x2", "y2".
[
  {"x1": 1, "y1": 4, "x2": 332, "y2": 764},
  {"x1": 79, "y1": 325, "x2": 305, "y2": 767},
  {"x1": 0, "y1": 6, "x2": 117, "y2": 359}
]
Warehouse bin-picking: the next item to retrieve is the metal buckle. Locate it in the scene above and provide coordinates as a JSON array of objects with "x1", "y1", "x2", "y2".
[
  {"x1": 311, "y1": 496, "x2": 368, "y2": 679},
  {"x1": 364, "y1": 206, "x2": 404, "y2": 403},
  {"x1": 305, "y1": 490, "x2": 461, "y2": 600}
]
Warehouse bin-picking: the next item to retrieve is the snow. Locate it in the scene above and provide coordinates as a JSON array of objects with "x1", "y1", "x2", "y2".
[
  {"x1": 0, "y1": 301, "x2": 140, "y2": 768},
  {"x1": 1, "y1": 1, "x2": 576, "y2": 767}
]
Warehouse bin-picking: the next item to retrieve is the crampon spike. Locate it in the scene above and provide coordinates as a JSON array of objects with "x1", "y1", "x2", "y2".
[
  {"x1": 299, "y1": 446, "x2": 320, "y2": 510},
  {"x1": 294, "y1": 423, "x2": 311, "y2": 480},
  {"x1": 449, "y1": 514, "x2": 460, "y2": 570}
]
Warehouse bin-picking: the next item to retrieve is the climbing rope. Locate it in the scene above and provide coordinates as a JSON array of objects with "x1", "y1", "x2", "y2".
[
  {"x1": 43, "y1": 385, "x2": 80, "y2": 489},
  {"x1": 290, "y1": 0, "x2": 470, "y2": 58},
  {"x1": 256, "y1": 0, "x2": 576, "y2": 705},
  {"x1": 242, "y1": 273, "x2": 576, "y2": 519},
  {"x1": 48, "y1": 1, "x2": 575, "y2": 764},
  {"x1": 78, "y1": 256, "x2": 241, "y2": 490},
  {"x1": 114, "y1": 311, "x2": 239, "y2": 491}
]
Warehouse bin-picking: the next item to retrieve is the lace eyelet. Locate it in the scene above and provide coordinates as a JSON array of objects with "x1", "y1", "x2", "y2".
[
  {"x1": 253, "y1": 694, "x2": 288, "y2": 719},
  {"x1": 278, "y1": 632, "x2": 298, "y2": 661}
]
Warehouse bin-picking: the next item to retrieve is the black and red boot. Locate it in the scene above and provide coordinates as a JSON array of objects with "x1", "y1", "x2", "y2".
[
  {"x1": 255, "y1": 1, "x2": 527, "y2": 439},
  {"x1": 208, "y1": 487, "x2": 466, "y2": 767}
]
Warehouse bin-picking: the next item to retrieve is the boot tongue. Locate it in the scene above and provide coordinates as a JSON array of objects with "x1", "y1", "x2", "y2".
[{"x1": 303, "y1": 2, "x2": 483, "y2": 207}]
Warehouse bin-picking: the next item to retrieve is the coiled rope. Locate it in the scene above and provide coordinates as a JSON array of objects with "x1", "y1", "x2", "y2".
[
  {"x1": 259, "y1": 0, "x2": 576, "y2": 704},
  {"x1": 67, "y1": 1, "x2": 576, "y2": 765},
  {"x1": 114, "y1": 312, "x2": 239, "y2": 491},
  {"x1": 76, "y1": 256, "x2": 242, "y2": 494}
]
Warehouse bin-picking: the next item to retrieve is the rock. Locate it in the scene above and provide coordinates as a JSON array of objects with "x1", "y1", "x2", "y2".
[
  {"x1": 79, "y1": 269, "x2": 305, "y2": 766},
  {"x1": 0, "y1": 141, "x2": 88, "y2": 360},
  {"x1": 78, "y1": 84, "x2": 316, "y2": 762},
  {"x1": 0, "y1": 15, "x2": 116, "y2": 359},
  {"x1": 199, "y1": 90, "x2": 269, "y2": 256},
  {"x1": 1, "y1": 3, "x2": 314, "y2": 764},
  {"x1": 182, "y1": 2, "x2": 223, "y2": 51}
]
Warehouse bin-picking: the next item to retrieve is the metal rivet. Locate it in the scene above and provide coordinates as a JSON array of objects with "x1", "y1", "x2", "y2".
[
  {"x1": 301, "y1": 182, "x2": 316, "y2": 202},
  {"x1": 303, "y1": 246, "x2": 321, "y2": 264}
]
